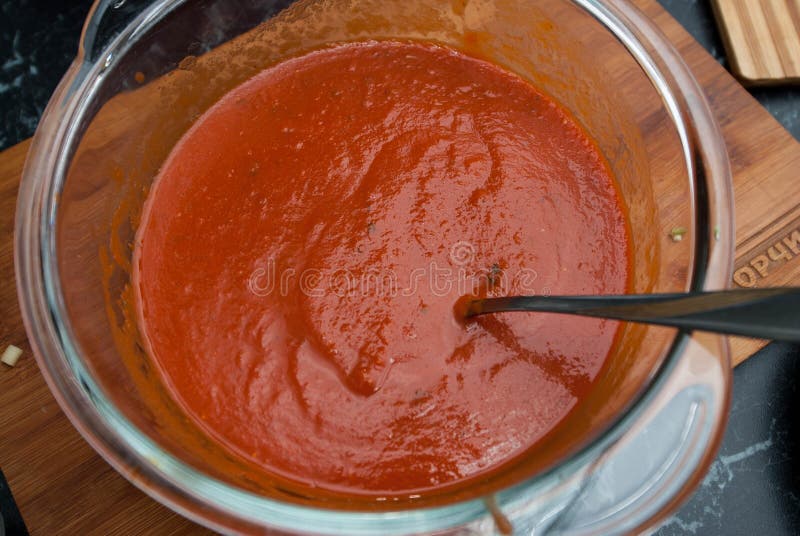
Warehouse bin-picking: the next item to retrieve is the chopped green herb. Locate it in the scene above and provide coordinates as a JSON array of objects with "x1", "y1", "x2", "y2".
[{"x1": 670, "y1": 227, "x2": 687, "y2": 242}]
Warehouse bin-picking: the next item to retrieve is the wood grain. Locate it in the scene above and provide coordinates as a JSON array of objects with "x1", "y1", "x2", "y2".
[
  {"x1": 0, "y1": 143, "x2": 210, "y2": 536},
  {"x1": 712, "y1": 0, "x2": 800, "y2": 84},
  {"x1": 1, "y1": 0, "x2": 799, "y2": 532}
]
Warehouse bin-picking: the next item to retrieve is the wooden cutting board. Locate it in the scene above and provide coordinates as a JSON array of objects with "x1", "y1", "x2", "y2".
[
  {"x1": 711, "y1": 0, "x2": 800, "y2": 85},
  {"x1": 1, "y1": 0, "x2": 799, "y2": 533}
]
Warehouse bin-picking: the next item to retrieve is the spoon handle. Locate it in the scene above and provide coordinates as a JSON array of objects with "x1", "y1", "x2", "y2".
[{"x1": 467, "y1": 287, "x2": 800, "y2": 342}]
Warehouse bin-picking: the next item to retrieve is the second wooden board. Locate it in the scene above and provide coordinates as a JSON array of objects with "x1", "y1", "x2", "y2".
[{"x1": 712, "y1": 0, "x2": 800, "y2": 84}]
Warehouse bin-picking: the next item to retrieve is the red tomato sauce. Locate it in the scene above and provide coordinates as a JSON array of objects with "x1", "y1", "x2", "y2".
[{"x1": 134, "y1": 41, "x2": 630, "y2": 497}]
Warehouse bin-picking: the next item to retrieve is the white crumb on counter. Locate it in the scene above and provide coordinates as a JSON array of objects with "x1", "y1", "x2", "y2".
[{"x1": 1, "y1": 345, "x2": 23, "y2": 367}]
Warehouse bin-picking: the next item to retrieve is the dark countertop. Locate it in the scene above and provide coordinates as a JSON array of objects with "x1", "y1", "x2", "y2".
[{"x1": 1, "y1": 1, "x2": 799, "y2": 534}]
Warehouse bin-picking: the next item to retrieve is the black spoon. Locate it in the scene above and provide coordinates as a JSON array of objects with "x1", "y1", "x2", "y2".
[{"x1": 463, "y1": 287, "x2": 800, "y2": 342}]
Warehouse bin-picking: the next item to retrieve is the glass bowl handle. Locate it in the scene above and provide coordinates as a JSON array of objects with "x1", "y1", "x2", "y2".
[{"x1": 549, "y1": 332, "x2": 731, "y2": 535}]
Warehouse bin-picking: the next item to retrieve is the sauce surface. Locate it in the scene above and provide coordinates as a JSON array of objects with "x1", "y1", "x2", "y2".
[{"x1": 135, "y1": 41, "x2": 630, "y2": 496}]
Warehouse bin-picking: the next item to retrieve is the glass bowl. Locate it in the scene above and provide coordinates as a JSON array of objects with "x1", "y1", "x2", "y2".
[{"x1": 15, "y1": 0, "x2": 734, "y2": 533}]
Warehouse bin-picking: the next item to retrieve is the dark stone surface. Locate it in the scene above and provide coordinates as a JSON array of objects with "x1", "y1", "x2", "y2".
[
  {"x1": 0, "y1": 0, "x2": 90, "y2": 150},
  {"x1": 1, "y1": 1, "x2": 798, "y2": 535},
  {"x1": 0, "y1": 469, "x2": 27, "y2": 535}
]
